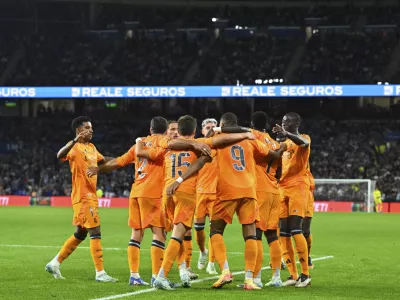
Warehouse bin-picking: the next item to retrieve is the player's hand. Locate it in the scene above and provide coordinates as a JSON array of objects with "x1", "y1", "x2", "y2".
[
  {"x1": 166, "y1": 181, "x2": 180, "y2": 196},
  {"x1": 272, "y1": 124, "x2": 288, "y2": 136},
  {"x1": 193, "y1": 142, "x2": 212, "y2": 156},
  {"x1": 245, "y1": 132, "x2": 256, "y2": 140},
  {"x1": 75, "y1": 130, "x2": 91, "y2": 142},
  {"x1": 87, "y1": 166, "x2": 99, "y2": 177}
]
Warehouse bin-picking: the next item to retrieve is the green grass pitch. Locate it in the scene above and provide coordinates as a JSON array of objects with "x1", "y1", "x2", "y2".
[{"x1": 0, "y1": 207, "x2": 399, "y2": 300}]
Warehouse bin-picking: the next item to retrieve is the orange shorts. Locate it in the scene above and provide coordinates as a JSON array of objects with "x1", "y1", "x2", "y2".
[
  {"x1": 128, "y1": 197, "x2": 165, "y2": 229},
  {"x1": 162, "y1": 195, "x2": 173, "y2": 232},
  {"x1": 211, "y1": 198, "x2": 259, "y2": 225},
  {"x1": 279, "y1": 182, "x2": 309, "y2": 218},
  {"x1": 195, "y1": 193, "x2": 216, "y2": 219},
  {"x1": 256, "y1": 191, "x2": 281, "y2": 231},
  {"x1": 72, "y1": 199, "x2": 100, "y2": 229},
  {"x1": 164, "y1": 191, "x2": 196, "y2": 229},
  {"x1": 305, "y1": 189, "x2": 314, "y2": 218}
]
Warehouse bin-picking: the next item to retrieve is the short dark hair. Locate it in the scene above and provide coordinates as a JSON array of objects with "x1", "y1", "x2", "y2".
[
  {"x1": 285, "y1": 112, "x2": 301, "y2": 125},
  {"x1": 221, "y1": 112, "x2": 237, "y2": 127},
  {"x1": 168, "y1": 120, "x2": 177, "y2": 126},
  {"x1": 177, "y1": 115, "x2": 197, "y2": 136},
  {"x1": 252, "y1": 111, "x2": 268, "y2": 131},
  {"x1": 71, "y1": 116, "x2": 91, "y2": 131},
  {"x1": 150, "y1": 117, "x2": 168, "y2": 134}
]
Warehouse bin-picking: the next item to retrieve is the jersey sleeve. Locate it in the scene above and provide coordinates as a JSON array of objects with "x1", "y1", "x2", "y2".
[
  {"x1": 147, "y1": 147, "x2": 166, "y2": 161},
  {"x1": 116, "y1": 145, "x2": 136, "y2": 167},
  {"x1": 96, "y1": 148, "x2": 105, "y2": 162}
]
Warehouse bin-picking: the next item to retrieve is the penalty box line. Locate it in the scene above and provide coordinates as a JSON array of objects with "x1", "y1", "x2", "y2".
[{"x1": 92, "y1": 255, "x2": 335, "y2": 300}]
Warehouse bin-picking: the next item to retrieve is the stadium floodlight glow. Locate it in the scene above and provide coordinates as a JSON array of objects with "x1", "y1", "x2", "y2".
[
  {"x1": 377, "y1": 82, "x2": 382, "y2": 85},
  {"x1": 269, "y1": 79, "x2": 273, "y2": 84},
  {"x1": 280, "y1": 79, "x2": 284, "y2": 83},
  {"x1": 212, "y1": 18, "x2": 217, "y2": 22},
  {"x1": 263, "y1": 80, "x2": 268, "y2": 84},
  {"x1": 385, "y1": 82, "x2": 389, "y2": 85}
]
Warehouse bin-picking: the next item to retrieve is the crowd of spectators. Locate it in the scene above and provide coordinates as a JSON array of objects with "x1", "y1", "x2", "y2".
[{"x1": 0, "y1": 111, "x2": 399, "y2": 202}]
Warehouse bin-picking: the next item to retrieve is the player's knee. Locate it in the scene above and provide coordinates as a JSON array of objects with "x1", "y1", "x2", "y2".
[
  {"x1": 290, "y1": 228, "x2": 303, "y2": 236},
  {"x1": 184, "y1": 235, "x2": 192, "y2": 241},
  {"x1": 90, "y1": 233, "x2": 102, "y2": 239},
  {"x1": 74, "y1": 232, "x2": 87, "y2": 241},
  {"x1": 210, "y1": 230, "x2": 223, "y2": 237},
  {"x1": 244, "y1": 235, "x2": 257, "y2": 242},
  {"x1": 265, "y1": 230, "x2": 278, "y2": 244},
  {"x1": 194, "y1": 223, "x2": 206, "y2": 231},
  {"x1": 256, "y1": 228, "x2": 263, "y2": 240},
  {"x1": 88, "y1": 227, "x2": 101, "y2": 238}
]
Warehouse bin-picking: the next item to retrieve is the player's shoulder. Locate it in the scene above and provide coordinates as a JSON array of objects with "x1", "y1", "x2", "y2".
[{"x1": 300, "y1": 133, "x2": 311, "y2": 141}]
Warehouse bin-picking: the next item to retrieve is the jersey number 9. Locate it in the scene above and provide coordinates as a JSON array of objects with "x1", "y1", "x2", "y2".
[{"x1": 230, "y1": 145, "x2": 245, "y2": 171}]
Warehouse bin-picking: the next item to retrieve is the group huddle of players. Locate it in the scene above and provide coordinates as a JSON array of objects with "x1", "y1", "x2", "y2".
[{"x1": 45, "y1": 110, "x2": 315, "y2": 291}]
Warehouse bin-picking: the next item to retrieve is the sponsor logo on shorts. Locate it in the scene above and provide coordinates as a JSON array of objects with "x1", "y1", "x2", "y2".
[
  {"x1": 0, "y1": 197, "x2": 9, "y2": 206},
  {"x1": 98, "y1": 198, "x2": 111, "y2": 208}
]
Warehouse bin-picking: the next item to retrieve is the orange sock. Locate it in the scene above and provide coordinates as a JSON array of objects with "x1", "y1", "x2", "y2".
[
  {"x1": 151, "y1": 240, "x2": 165, "y2": 276},
  {"x1": 183, "y1": 236, "x2": 193, "y2": 268},
  {"x1": 244, "y1": 238, "x2": 257, "y2": 277},
  {"x1": 57, "y1": 234, "x2": 84, "y2": 263},
  {"x1": 305, "y1": 233, "x2": 313, "y2": 256},
  {"x1": 128, "y1": 240, "x2": 140, "y2": 274},
  {"x1": 269, "y1": 240, "x2": 282, "y2": 276},
  {"x1": 90, "y1": 237, "x2": 104, "y2": 272},
  {"x1": 195, "y1": 229, "x2": 206, "y2": 253},
  {"x1": 253, "y1": 240, "x2": 263, "y2": 278},
  {"x1": 208, "y1": 238, "x2": 215, "y2": 263},
  {"x1": 280, "y1": 236, "x2": 298, "y2": 279},
  {"x1": 292, "y1": 233, "x2": 309, "y2": 276},
  {"x1": 210, "y1": 233, "x2": 228, "y2": 270},
  {"x1": 159, "y1": 237, "x2": 182, "y2": 278}
]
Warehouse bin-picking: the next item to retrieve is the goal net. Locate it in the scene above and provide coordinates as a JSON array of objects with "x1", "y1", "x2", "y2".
[{"x1": 314, "y1": 179, "x2": 376, "y2": 213}]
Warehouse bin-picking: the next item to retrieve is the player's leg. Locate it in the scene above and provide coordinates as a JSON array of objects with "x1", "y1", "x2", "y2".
[
  {"x1": 45, "y1": 225, "x2": 87, "y2": 279},
  {"x1": 182, "y1": 229, "x2": 198, "y2": 280},
  {"x1": 302, "y1": 217, "x2": 313, "y2": 269},
  {"x1": 288, "y1": 215, "x2": 310, "y2": 288},
  {"x1": 264, "y1": 193, "x2": 282, "y2": 287},
  {"x1": 280, "y1": 217, "x2": 298, "y2": 285},
  {"x1": 238, "y1": 198, "x2": 260, "y2": 290},
  {"x1": 150, "y1": 226, "x2": 166, "y2": 284},
  {"x1": 194, "y1": 194, "x2": 208, "y2": 270},
  {"x1": 154, "y1": 192, "x2": 196, "y2": 290}
]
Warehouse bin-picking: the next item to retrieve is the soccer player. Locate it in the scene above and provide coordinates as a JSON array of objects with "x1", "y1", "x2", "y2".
[
  {"x1": 170, "y1": 113, "x2": 286, "y2": 290},
  {"x1": 304, "y1": 165, "x2": 315, "y2": 269},
  {"x1": 86, "y1": 117, "x2": 169, "y2": 286},
  {"x1": 195, "y1": 118, "x2": 218, "y2": 274},
  {"x1": 272, "y1": 112, "x2": 312, "y2": 288},
  {"x1": 136, "y1": 115, "x2": 207, "y2": 289},
  {"x1": 250, "y1": 111, "x2": 284, "y2": 288},
  {"x1": 374, "y1": 185, "x2": 383, "y2": 213},
  {"x1": 45, "y1": 116, "x2": 117, "y2": 282},
  {"x1": 166, "y1": 119, "x2": 198, "y2": 280}
]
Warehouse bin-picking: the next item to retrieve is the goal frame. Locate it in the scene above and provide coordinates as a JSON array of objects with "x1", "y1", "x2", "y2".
[{"x1": 314, "y1": 179, "x2": 375, "y2": 213}]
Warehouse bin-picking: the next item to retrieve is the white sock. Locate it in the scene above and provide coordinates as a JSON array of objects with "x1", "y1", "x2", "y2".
[
  {"x1": 179, "y1": 261, "x2": 186, "y2": 270},
  {"x1": 273, "y1": 267, "x2": 281, "y2": 277},
  {"x1": 51, "y1": 254, "x2": 60, "y2": 266},
  {"x1": 245, "y1": 271, "x2": 253, "y2": 280},
  {"x1": 96, "y1": 270, "x2": 106, "y2": 277},
  {"x1": 207, "y1": 261, "x2": 214, "y2": 266},
  {"x1": 152, "y1": 274, "x2": 157, "y2": 279},
  {"x1": 223, "y1": 260, "x2": 229, "y2": 270},
  {"x1": 130, "y1": 272, "x2": 140, "y2": 278},
  {"x1": 254, "y1": 277, "x2": 262, "y2": 284}
]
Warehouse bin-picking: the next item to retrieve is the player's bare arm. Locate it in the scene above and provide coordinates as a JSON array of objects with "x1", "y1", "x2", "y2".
[
  {"x1": 87, "y1": 158, "x2": 121, "y2": 177},
  {"x1": 167, "y1": 139, "x2": 211, "y2": 156},
  {"x1": 211, "y1": 132, "x2": 255, "y2": 148},
  {"x1": 166, "y1": 155, "x2": 212, "y2": 196},
  {"x1": 265, "y1": 142, "x2": 288, "y2": 160},
  {"x1": 56, "y1": 130, "x2": 90, "y2": 160},
  {"x1": 272, "y1": 124, "x2": 310, "y2": 147}
]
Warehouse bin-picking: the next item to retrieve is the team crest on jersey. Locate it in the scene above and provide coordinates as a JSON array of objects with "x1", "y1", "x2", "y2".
[{"x1": 145, "y1": 141, "x2": 152, "y2": 147}]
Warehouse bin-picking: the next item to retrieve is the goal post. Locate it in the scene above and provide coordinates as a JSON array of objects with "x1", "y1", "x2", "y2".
[{"x1": 314, "y1": 179, "x2": 376, "y2": 213}]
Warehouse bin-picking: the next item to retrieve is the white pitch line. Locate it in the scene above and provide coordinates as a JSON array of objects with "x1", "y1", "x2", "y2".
[
  {"x1": 0, "y1": 244, "x2": 245, "y2": 255},
  {"x1": 92, "y1": 255, "x2": 334, "y2": 300}
]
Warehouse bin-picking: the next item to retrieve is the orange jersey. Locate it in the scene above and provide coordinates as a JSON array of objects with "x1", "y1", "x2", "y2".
[
  {"x1": 116, "y1": 135, "x2": 166, "y2": 199},
  {"x1": 252, "y1": 130, "x2": 281, "y2": 194},
  {"x1": 147, "y1": 137, "x2": 201, "y2": 195},
  {"x1": 280, "y1": 134, "x2": 311, "y2": 187},
  {"x1": 306, "y1": 165, "x2": 315, "y2": 191},
  {"x1": 195, "y1": 137, "x2": 217, "y2": 194},
  {"x1": 210, "y1": 134, "x2": 271, "y2": 201},
  {"x1": 61, "y1": 143, "x2": 104, "y2": 204}
]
